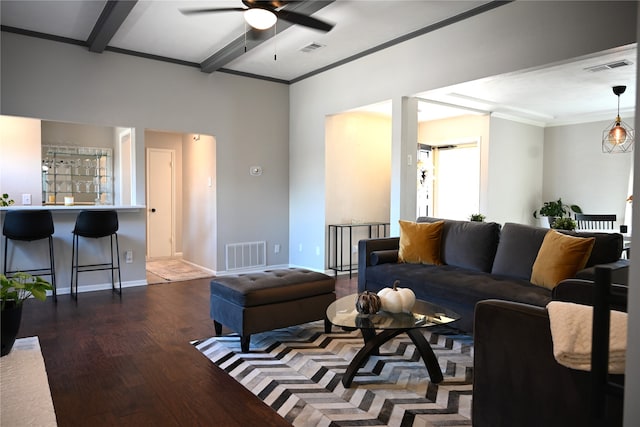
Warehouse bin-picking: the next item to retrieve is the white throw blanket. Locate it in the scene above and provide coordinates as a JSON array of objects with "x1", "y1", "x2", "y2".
[{"x1": 547, "y1": 301, "x2": 627, "y2": 374}]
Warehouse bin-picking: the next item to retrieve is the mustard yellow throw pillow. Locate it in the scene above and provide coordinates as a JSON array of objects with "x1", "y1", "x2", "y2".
[
  {"x1": 398, "y1": 220, "x2": 444, "y2": 265},
  {"x1": 531, "y1": 230, "x2": 595, "y2": 290}
]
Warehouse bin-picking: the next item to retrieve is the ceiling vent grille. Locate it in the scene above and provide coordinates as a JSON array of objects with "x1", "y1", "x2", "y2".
[
  {"x1": 300, "y1": 42, "x2": 325, "y2": 53},
  {"x1": 585, "y1": 60, "x2": 633, "y2": 72}
]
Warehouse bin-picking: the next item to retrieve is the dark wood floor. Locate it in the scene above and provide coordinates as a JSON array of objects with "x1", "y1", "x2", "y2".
[{"x1": 17, "y1": 273, "x2": 357, "y2": 427}]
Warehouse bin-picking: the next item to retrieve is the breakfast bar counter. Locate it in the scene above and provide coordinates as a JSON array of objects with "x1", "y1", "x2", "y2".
[{"x1": 1, "y1": 205, "x2": 148, "y2": 296}]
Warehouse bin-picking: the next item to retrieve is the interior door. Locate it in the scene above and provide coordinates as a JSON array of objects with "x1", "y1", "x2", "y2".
[{"x1": 146, "y1": 148, "x2": 174, "y2": 259}]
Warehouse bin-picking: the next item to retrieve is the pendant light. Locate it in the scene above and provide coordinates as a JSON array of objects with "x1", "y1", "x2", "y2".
[{"x1": 602, "y1": 85, "x2": 634, "y2": 153}]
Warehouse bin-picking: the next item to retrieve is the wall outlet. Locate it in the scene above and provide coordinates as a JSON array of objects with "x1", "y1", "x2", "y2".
[
  {"x1": 315, "y1": 246, "x2": 320, "y2": 256},
  {"x1": 21, "y1": 193, "x2": 31, "y2": 205},
  {"x1": 298, "y1": 244, "x2": 303, "y2": 252},
  {"x1": 274, "y1": 244, "x2": 280, "y2": 254},
  {"x1": 125, "y1": 250, "x2": 133, "y2": 263},
  {"x1": 352, "y1": 245, "x2": 358, "y2": 254}
]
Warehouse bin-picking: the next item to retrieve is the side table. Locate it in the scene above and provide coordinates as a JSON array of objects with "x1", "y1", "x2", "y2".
[{"x1": 327, "y1": 222, "x2": 389, "y2": 278}]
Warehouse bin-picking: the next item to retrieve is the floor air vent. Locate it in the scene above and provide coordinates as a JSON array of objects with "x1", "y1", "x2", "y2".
[{"x1": 225, "y1": 241, "x2": 266, "y2": 271}]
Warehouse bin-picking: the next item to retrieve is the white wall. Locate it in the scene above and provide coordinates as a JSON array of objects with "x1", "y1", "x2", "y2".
[
  {"x1": 182, "y1": 133, "x2": 219, "y2": 269},
  {"x1": 487, "y1": 117, "x2": 545, "y2": 226},
  {"x1": 544, "y1": 118, "x2": 633, "y2": 226},
  {"x1": 325, "y1": 112, "x2": 392, "y2": 268},
  {"x1": 325, "y1": 112, "x2": 392, "y2": 226},
  {"x1": 1, "y1": 31, "x2": 290, "y2": 275},
  {"x1": 0, "y1": 116, "x2": 42, "y2": 205},
  {"x1": 41, "y1": 120, "x2": 114, "y2": 148},
  {"x1": 289, "y1": 0, "x2": 637, "y2": 271}
]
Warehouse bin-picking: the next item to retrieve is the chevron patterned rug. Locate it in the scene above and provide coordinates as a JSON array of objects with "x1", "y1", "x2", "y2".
[{"x1": 194, "y1": 321, "x2": 474, "y2": 427}]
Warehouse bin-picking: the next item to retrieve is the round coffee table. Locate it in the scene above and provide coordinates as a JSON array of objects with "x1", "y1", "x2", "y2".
[{"x1": 326, "y1": 293, "x2": 460, "y2": 387}]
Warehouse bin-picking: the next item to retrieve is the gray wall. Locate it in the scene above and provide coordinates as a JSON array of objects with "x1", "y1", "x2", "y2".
[
  {"x1": 288, "y1": 2, "x2": 638, "y2": 424},
  {"x1": 487, "y1": 117, "x2": 545, "y2": 226},
  {"x1": 544, "y1": 118, "x2": 633, "y2": 224},
  {"x1": 1, "y1": 31, "x2": 290, "y2": 275},
  {"x1": 288, "y1": 0, "x2": 637, "y2": 267}
]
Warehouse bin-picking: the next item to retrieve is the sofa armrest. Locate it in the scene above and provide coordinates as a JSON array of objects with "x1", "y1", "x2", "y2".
[
  {"x1": 553, "y1": 280, "x2": 628, "y2": 312},
  {"x1": 575, "y1": 259, "x2": 629, "y2": 284},
  {"x1": 358, "y1": 237, "x2": 400, "y2": 292},
  {"x1": 473, "y1": 300, "x2": 623, "y2": 427}
]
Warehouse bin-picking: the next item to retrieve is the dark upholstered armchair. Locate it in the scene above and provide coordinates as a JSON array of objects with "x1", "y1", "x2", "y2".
[{"x1": 472, "y1": 280, "x2": 626, "y2": 427}]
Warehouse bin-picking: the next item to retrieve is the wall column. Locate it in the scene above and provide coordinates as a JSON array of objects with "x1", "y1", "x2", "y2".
[{"x1": 390, "y1": 96, "x2": 418, "y2": 235}]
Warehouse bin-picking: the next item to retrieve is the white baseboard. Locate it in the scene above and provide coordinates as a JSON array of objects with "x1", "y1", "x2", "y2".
[{"x1": 49, "y1": 280, "x2": 147, "y2": 296}]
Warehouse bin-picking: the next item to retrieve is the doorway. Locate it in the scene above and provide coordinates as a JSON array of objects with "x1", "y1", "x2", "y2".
[
  {"x1": 430, "y1": 140, "x2": 480, "y2": 220},
  {"x1": 146, "y1": 148, "x2": 175, "y2": 259}
]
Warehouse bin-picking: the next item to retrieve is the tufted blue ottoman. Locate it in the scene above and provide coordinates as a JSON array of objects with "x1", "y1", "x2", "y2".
[{"x1": 210, "y1": 268, "x2": 336, "y2": 352}]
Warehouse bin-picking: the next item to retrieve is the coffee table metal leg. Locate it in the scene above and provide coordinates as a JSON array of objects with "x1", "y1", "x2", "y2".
[
  {"x1": 342, "y1": 329, "x2": 404, "y2": 388},
  {"x1": 342, "y1": 328, "x2": 445, "y2": 388},
  {"x1": 361, "y1": 328, "x2": 380, "y2": 356},
  {"x1": 407, "y1": 328, "x2": 443, "y2": 383}
]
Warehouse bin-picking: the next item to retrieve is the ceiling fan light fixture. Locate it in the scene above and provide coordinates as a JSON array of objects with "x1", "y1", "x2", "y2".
[
  {"x1": 244, "y1": 8, "x2": 277, "y2": 30},
  {"x1": 602, "y1": 85, "x2": 634, "y2": 153}
]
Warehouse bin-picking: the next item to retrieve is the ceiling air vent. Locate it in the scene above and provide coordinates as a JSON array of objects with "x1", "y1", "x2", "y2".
[
  {"x1": 300, "y1": 42, "x2": 325, "y2": 53},
  {"x1": 585, "y1": 60, "x2": 633, "y2": 72}
]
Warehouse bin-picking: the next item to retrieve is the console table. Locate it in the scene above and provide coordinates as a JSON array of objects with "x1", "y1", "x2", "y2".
[{"x1": 327, "y1": 222, "x2": 389, "y2": 278}]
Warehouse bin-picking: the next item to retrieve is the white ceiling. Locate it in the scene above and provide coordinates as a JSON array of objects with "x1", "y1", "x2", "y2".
[{"x1": 1, "y1": 1, "x2": 636, "y2": 125}]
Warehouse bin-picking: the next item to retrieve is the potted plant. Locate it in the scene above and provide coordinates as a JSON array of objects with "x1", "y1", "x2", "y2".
[
  {"x1": 533, "y1": 198, "x2": 582, "y2": 227},
  {"x1": 551, "y1": 217, "x2": 577, "y2": 231},
  {"x1": 469, "y1": 213, "x2": 486, "y2": 222},
  {"x1": 1, "y1": 193, "x2": 14, "y2": 207},
  {"x1": 1, "y1": 272, "x2": 52, "y2": 356}
]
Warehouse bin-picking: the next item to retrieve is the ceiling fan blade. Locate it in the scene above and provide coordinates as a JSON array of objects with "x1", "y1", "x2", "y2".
[
  {"x1": 243, "y1": 0, "x2": 288, "y2": 8},
  {"x1": 276, "y1": 9, "x2": 334, "y2": 32},
  {"x1": 180, "y1": 7, "x2": 246, "y2": 16}
]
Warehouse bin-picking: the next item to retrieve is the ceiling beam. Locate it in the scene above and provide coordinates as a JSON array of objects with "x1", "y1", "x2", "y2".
[
  {"x1": 200, "y1": 0, "x2": 334, "y2": 74},
  {"x1": 87, "y1": 0, "x2": 138, "y2": 53}
]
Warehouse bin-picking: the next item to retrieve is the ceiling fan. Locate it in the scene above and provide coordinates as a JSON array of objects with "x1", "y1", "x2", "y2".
[{"x1": 181, "y1": 0, "x2": 335, "y2": 32}]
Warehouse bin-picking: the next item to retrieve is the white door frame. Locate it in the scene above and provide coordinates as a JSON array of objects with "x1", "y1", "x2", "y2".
[
  {"x1": 118, "y1": 128, "x2": 134, "y2": 206},
  {"x1": 146, "y1": 147, "x2": 176, "y2": 259}
]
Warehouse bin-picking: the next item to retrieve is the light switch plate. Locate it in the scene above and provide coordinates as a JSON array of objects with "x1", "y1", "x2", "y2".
[{"x1": 21, "y1": 194, "x2": 31, "y2": 205}]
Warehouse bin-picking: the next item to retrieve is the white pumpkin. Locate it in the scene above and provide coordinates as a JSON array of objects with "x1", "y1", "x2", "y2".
[{"x1": 377, "y1": 280, "x2": 416, "y2": 313}]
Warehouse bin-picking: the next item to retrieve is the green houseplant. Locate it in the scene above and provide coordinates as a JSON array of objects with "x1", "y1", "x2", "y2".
[
  {"x1": 469, "y1": 213, "x2": 486, "y2": 222},
  {"x1": 1, "y1": 273, "x2": 52, "y2": 356},
  {"x1": 551, "y1": 217, "x2": 577, "y2": 231},
  {"x1": 0, "y1": 193, "x2": 14, "y2": 207},
  {"x1": 534, "y1": 198, "x2": 582, "y2": 227}
]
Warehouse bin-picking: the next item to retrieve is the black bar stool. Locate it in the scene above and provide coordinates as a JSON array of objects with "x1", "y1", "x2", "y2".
[
  {"x1": 2, "y1": 210, "x2": 57, "y2": 301},
  {"x1": 70, "y1": 210, "x2": 122, "y2": 300}
]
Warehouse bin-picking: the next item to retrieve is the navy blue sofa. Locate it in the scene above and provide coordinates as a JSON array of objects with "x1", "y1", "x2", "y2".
[{"x1": 357, "y1": 218, "x2": 627, "y2": 332}]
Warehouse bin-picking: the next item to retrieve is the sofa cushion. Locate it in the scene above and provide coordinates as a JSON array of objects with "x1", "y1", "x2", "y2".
[
  {"x1": 417, "y1": 217, "x2": 501, "y2": 272},
  {"x1": 398, "y1": 220, "x2": 444, "y2": 265},
  {"x1": 559, "y1": 230, "x2": 623, "y2": 266},
  {"x1": 492, "y1": 223, "x2": 623, "y2": 281},
  {"x1": 531, "y1": 231, "x2": 595, "y2": 290},
  {"x1": 363, "y1": 262, "x2": 552, "y2": 332},
  {"x1": 491, "y1": 222, "x2": 549, "y2": 280}
]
